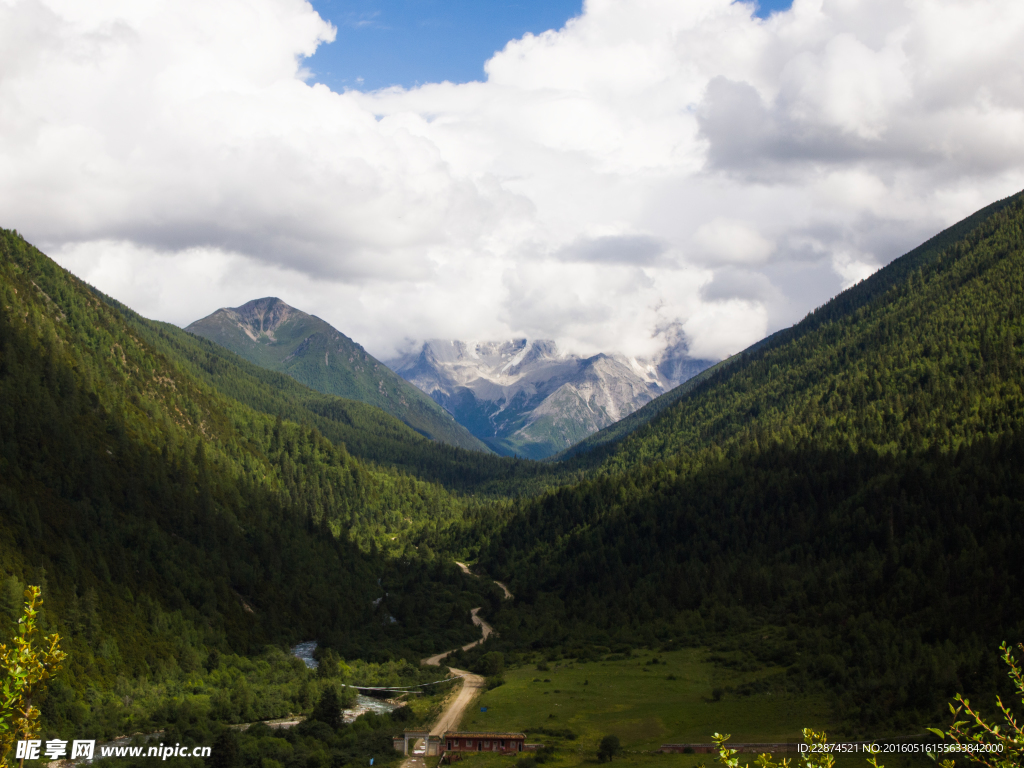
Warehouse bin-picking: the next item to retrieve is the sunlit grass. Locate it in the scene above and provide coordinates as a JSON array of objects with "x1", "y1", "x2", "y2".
[{"x1": 450, "y1": 648, "x2": 930, "y2": 768}]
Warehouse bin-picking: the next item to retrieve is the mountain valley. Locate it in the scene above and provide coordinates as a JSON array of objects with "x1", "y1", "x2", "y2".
[{"x1": 1, "y1": 187, "x2": 1023, "y2": 754}]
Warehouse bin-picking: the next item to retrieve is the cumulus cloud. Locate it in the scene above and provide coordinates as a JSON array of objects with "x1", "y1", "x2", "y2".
[
  {"x1": 700, "y1": 266, "x2": 779, "y2": 304},
  {"x1": 3, "y1": 0, "x2": 1024, "y2": 362},
  {"x1": 693, "y1": 218, "x2": 774, "y2": 265},
  {"x1": 555, "y1": 235, "x2": 669, "y2": 266}
]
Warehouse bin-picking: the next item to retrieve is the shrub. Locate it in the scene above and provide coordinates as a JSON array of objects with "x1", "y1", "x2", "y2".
[
  {"x1": 928, "y1": 641, "x2": 1024, "y2": 768},
  {"x1": 597, "y1": 735, "x2": 620, "y2": 763},
  {"x1": 711, "y1": 730, "x2": 881, "y2": 768},
  {"x1": 0, "y1": 586, "x2": 67, "y2": 766},
  {"x1": 476, "y1": 651, "x2": 505, "y2": 676}
]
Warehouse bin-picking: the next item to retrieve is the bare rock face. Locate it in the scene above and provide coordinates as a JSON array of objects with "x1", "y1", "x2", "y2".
[
  {"x1": 223, "y1": 297, "x2": 297, "y2": 342},
  {"x1": 386, "y1": 339, "x2": 714, "y2": 459}
]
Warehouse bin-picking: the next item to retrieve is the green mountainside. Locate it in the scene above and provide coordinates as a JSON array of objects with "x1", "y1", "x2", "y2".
[
  {"x1": 186, "y1": 299, "x2": 491, "y2": 454},
  {"x1": 560, "y1": 189, "x2": 1024, "y2": 465},
  {"x1": 478, "y1": 190, "x2": 1024, "y2": 731},
  {"x1": 0, "y1": 229, "x2": 501, "y2": 707},
  {"x1": 110, "y1": 301, "x2": 543, "y2": 495},
  {"x1": 4, "y1": 187, "x2": 1024, "y2": 743},
  {"x1": 600, "y1": 188, "x2": 1024, "y2": 473}
]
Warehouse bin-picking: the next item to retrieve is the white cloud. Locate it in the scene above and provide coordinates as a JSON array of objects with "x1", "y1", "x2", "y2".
[
  {"x1": 3, "y1": 0, "x2": 1024, "y2": 364},
  {"x1": 694, "y1": 218, "x2": 774, "y2": 265},
  {"x1": 683, "y1": 298, "x2": 769, "y2": 361},
  {"x1": 831, "y1": 248, "x2": 881, "y2": 289}
]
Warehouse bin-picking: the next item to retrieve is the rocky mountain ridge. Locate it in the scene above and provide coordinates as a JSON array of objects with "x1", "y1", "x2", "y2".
[{"x1": 386, "y1": 338, "x2": 714, "y2": 458}]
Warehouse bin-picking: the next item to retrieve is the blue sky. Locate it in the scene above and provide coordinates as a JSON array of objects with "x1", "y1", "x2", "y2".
[{"x1": 305, "y1": 0, "x2": 795, "y2": 92}]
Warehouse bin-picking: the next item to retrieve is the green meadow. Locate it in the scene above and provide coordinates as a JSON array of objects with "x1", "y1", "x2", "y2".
[{"x1": 451, "y1": 648, "x2": 931, "y2": 768}]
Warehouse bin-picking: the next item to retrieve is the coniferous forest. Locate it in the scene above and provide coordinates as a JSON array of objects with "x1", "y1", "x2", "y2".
[
  {"x1": 479, "y1": 191, "x2": 1024, "y2": 731},
  {"x1": 2, "y1": 189, "x2": 1024, "y2": 759}
]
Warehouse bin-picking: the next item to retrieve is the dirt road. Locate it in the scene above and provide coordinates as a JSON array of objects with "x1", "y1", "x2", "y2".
[
  {"x1": 400, "y1": 615, "x2": 490, "y2": 767},
  {"x1": 417, "y1": 605, "x2": 497, "y2": 737},
  {"x1": 420, "y1": 608, "x2": 494, "y2": 666},
  {"x1": 402, "y1": 564, "x2": 509, "y2": 763},
  {"x1": 455, "y1": 562, "x2": 514, "y2": 600},
  {"x1": 428, "y1": 665, "x2": 485, "y2": 736}
]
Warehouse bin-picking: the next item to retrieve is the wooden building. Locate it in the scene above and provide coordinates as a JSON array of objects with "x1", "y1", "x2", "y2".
[{"x1": 443, "y1": 732, "x2": 526, "y2": 754}]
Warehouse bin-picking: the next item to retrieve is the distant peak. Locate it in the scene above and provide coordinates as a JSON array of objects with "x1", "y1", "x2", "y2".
[
  {"x1": 230, "y1": 296, "x2": 292, "y2": 314},
  {"x1": 223, "y1": 297, "x2": 303, "y2": 342}
]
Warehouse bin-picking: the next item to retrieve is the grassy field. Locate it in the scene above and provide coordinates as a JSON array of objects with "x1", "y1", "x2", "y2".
[{"x1": 448, "y1": 648, "x2": 931, "y2": 768}]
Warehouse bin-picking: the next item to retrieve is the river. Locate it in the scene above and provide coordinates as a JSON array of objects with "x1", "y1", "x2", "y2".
[{"x1": 290, "y1": 641, "x2": 397, "y2": 722}]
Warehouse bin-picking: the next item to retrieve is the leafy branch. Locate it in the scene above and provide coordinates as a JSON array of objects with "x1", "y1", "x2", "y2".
[
  {"x1": 0, "y1": 586, "x2": 67, "y2": 768},
  {"x1": 927, "y1": 641, "x2": 1024, "y2": 768},
  {"x1": 708, "y1": 729, "x2": 856, "y2": 768}
]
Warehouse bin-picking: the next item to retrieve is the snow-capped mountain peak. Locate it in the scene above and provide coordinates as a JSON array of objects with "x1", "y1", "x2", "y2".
[{"x1": 386, "y1": 338, "x2": 714, "y2": 459}]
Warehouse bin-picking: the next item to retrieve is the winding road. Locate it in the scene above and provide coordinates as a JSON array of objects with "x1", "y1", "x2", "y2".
[
  {"x1": 456, "y1": 561, "x2": 513, "y2": 600},
  {"x1": 405, "y1": 563, "x2": 512, "y2": 759},
  {"x1": 421, "y1": 608, "x2": 495, "y2": 666}
]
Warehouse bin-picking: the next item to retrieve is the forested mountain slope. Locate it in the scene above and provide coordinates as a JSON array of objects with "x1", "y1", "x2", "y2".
[
  {"x1": 482, "y1": 190, "x2": 1024, "y2": 731},
  {"x1": 554, "y1": 358, "x2": 729, "y2": 461},
  {"x1": 110, "y1": 298, "x2": 543, "y2": 495},
  {"x1": 561, "y1": 189, "x2": 1024, "y2": 465},
  {"x1": 187, "y1": 299, "x2": 491, "y2": 454},
  {"x1": 0, "y1": 229, "x2": 495, "y2": 693},
  {"x1": 600, "y1": 189, "x2": 1024, "y2": 472}
]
